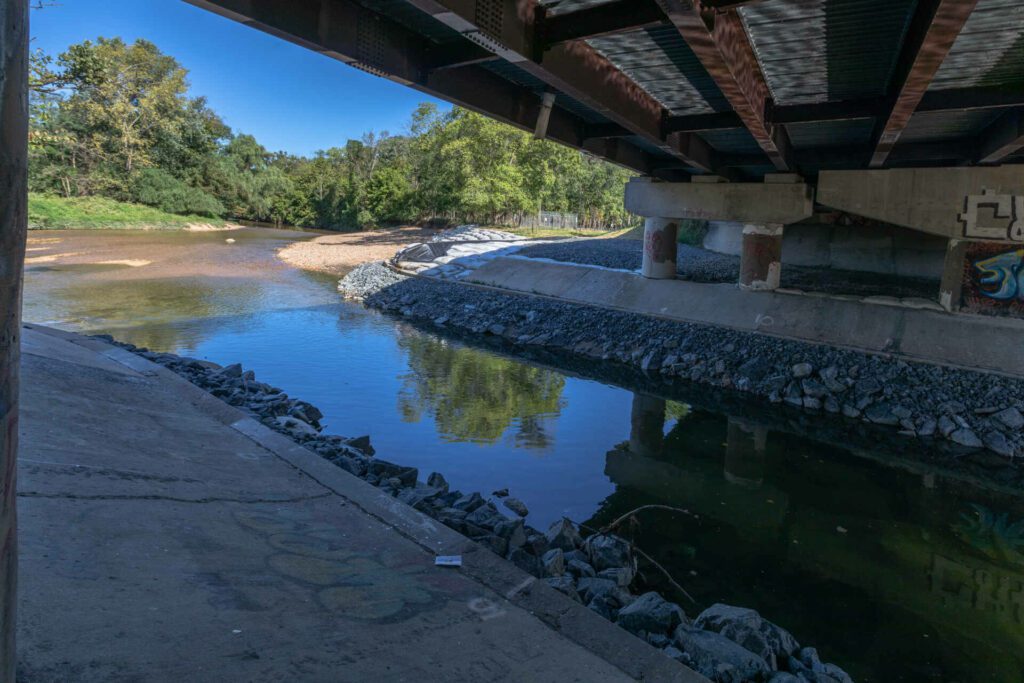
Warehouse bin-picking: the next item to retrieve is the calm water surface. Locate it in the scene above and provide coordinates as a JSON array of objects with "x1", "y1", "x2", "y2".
[{"x1": 23, "y1": 229, "x2": 1024, "y2": 682}]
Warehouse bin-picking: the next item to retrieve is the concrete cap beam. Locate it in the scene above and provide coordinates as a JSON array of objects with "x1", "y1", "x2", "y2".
[
  {"x1": 624, "y1": 177, "x2": 813, "y2": 224},
  {"x1": 818, "y1": 166, "x2": 1024, "y2": 241}
]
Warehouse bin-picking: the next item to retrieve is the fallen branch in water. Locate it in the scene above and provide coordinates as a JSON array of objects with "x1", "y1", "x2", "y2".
[{"x1": 573, "y1": 506, "x2": 697, "y2": 605}]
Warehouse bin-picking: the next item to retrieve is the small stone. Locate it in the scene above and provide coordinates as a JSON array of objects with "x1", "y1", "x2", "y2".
[
  {"x1": 951, "y1": 428, "x2": 983, "y2": 448},
  {"x1": 802, "y1": 397, "x2": 821, "y2": 410},
  {"x1": 854, "y1": 378, "x2": 881, "y2": 396},
  {"x1": 984, "y1": 430, "x2": 1016, "y2": 457},
  {"x1": 938, "y1": 415, "x2": 957, "y2": 437},
  {"x1": 841, "y1": 404, "x2": 861, "y2": 419},
  {"x1": 801, "y1": 378, "x2": 828, "y2": 398},
  {"x1": 917, "y1": 418, "x2": 937, "y2": 437},
  {"x1": 864, "y1": 402, "x2": 899, "y2": 426},
  {"x1": 502, "y1": 497, "x2": 529, "y2": 517},
  {"x1": 994, "y1": 407, "x2": 1024, "y2": 430},
  {"x1": 492, "y1": 488, "x2": 509, "y2": 497},
  {"x1": 791, "y1": 363, "x2": 813, "y2": 379}
]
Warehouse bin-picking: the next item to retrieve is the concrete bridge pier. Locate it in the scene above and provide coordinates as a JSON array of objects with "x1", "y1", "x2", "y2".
[
  {"x1": 641, "y1": 218, "x2": 678, "y2": 279},
  {"x1": 738, "y1": 223, "x2": 784, "y2": 291},
  {"x1": 629, "y1": 392, "x2": 666, "y2": 458},
  {"x1": 724, "y1": 418, "x2": 767, "y2": 489}
]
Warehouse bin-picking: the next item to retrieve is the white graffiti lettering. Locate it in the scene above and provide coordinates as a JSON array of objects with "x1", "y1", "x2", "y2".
[{"x1": 960, "y1": 189, "x2": 1024, "y2": 242}]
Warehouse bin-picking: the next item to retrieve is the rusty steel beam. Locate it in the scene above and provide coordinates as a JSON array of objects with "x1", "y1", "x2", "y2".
[
  {"x1": 976, "y1": 110, "x2": 1024, "y2": 165},
  {"x1": 0, "y1": 0, "x2": 27, "y2": 679},
  {"x1": 668, "y1": 87, "x2": 1024, "y2": 133},
  {"x1": 656, "y1": 0, "x2": 792, "y2": 171},
  {"x1": 869, "y1": 0, "x2": 979, "y2": 168},
  {"x1": 184, "y1": 0, "x2": 659, "y2": 174},
  {"x1": 400, "y1": 0, "x2": 719, "y2": 173},
  {"x1": 541, "y1": 0, "x2": 666, "y2": 46}
]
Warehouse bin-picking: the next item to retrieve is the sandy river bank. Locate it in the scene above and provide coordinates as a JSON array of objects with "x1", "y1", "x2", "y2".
[{"x1": 276, "y1": 226, "x2": 437, "y2": 276}]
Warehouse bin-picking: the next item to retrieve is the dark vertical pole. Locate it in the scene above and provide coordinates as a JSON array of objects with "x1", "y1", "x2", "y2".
[{"x1": 0, "y1": 0, "x2": 28, "y2": 679}]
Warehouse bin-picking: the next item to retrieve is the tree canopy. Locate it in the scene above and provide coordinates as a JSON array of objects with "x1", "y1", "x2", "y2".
[{"x1": 30, "y1": 37, "x2": 638, "y2": 231}]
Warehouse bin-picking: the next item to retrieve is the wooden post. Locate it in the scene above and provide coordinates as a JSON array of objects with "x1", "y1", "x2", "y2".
[{"x1": 0, "y1": 0, "x2": 28, "y2": 678}]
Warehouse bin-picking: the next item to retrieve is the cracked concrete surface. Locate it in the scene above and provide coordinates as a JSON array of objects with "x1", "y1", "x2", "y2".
[{"x1": 16, "y1": 325, "x2": 703, "y2": 682}]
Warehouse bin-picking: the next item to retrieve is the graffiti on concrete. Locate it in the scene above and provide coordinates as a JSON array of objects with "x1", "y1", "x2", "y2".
[
  {"x1": 962, "y1": 243, "x2": 1024, "y2": 317},
  {"x1": 974, "y1": 250, "x2": 1024, "y2": 301},
  {"x1": 959, "y1": 189, "x2": 1024, "y2": 241},
  {"x1": 643, "y1": 222, "x2": 677, "y2": 264}
]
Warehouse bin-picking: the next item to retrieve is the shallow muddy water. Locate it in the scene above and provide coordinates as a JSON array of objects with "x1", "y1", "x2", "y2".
[{"x1": 23, "y1": 229, "x2": 1024, "y2": 682}]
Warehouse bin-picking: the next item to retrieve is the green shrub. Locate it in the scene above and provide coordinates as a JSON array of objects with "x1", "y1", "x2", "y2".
[{"x1": 131, "y1": 168, "x2": 225, "y2": 218}]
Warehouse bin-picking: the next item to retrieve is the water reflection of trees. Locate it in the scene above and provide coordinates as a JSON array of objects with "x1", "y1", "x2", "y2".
[{"x1": 397, "y1": 334, "x2": 565, "y2": 448}]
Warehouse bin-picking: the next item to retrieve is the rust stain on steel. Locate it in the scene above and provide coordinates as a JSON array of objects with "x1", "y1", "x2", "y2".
[
  {"x1": 657, "y1": 0, "x2": 790, "y2": 170},
  {"x1": 871, "y1": 0, "x2": 979, "y2": 168}
]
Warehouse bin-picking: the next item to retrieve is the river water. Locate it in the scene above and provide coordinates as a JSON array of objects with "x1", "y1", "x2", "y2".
[{"x1": 23, "y1": 228, "x2": 1024, "y2": 682}]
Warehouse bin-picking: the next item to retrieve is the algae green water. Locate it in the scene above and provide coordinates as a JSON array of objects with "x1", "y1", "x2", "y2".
[{"x1": 23, "y1": 228, "x2": 1024, "y2": 682}]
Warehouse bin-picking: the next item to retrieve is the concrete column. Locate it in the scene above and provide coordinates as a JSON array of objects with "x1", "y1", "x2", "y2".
[
  {"x1": 629, "y1": 393, "x2": 665, "y2": 458},
  {"x1": 724, "y1": 418, "x2": 767, "y2": 489},
  {"x1": 938, "y1": 238, "x2": 967, "y2": 312},
  {"x1": 739, "y1": 223, "x2": 783, "y2": 291},
  {"x1": 641, "y1": 217, "x2": 678, "y2": 279},
  {"x1": 0, "y1": 1, "x2": 28, "y2": 679}
]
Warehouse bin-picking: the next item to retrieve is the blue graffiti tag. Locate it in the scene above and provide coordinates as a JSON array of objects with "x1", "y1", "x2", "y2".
[{"x1": 974, "y1": 249, "x2": 1024, "y2": 301}]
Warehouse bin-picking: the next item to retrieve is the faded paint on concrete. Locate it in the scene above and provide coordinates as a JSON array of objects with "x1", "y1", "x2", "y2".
[{"x1": 16, "y1": 325, "x2": 703, "y2": 683}]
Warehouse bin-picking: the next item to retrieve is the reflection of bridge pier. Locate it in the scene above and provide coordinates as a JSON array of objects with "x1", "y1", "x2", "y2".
[
  {"x1": 724, "y1": 418, "x2": 767, "y2": 489},
  {"x1": 629, "y1": 393, "x2": 665, "y2": 458}
]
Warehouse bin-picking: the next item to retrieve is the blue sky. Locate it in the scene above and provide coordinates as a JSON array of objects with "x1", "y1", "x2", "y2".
[{"x1": 30, "y1": 0, "x2": 449, "y2": 156}]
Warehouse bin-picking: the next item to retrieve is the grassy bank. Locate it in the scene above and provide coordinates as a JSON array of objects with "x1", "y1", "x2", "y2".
[{"x1": 28, "y1": 194, "x2": 226, "y2": 230}]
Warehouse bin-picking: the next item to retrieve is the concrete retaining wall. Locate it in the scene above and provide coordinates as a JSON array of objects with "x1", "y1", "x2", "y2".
[
  {"x1": 704, "y1": 221, "x2": 947, "y2": 279},
  {"x1": 464, "y1": 256, "x2": 1024, "y2": 377}
]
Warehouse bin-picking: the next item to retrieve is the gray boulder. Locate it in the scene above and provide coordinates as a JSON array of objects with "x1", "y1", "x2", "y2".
[
  {"x1": 544, "y1": 575, "x2": 581, "y2": 603},
  {"x1": 546, "y1": 518, "x2": 582, "y2": 551},
  {"x1": 503, "y1": 497, "x2": 529, "y2": 517},
  {"x1": 694, "y1": 603, "x2": 800, "y2": 667},
  {"x1": 541, "y1": 548, "x2": 565, "y2": 577},
  {"x1": 567, "y1": 558, "x2": 596, "y2": 578},
  {"x1": 452, "y1": 492, "x2": 485, "y2": 512},
  {"x1": 576, "y1": 577, "x2": 618, "y2": 603},
  {"x1": 674, "y1": 625, "x2": 771, "y2": 682},
  {"x1": 586, "y1": 533, "x2": 632, "y2": 571},
  {"x1": 616, "y1": 591, "x2": 687, "y2": 636}
]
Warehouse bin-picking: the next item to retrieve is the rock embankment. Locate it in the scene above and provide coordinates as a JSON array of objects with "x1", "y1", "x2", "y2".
[
  {"x1": 102, "y1": 336, "x2": 854, "y2": 683},
  {"x1": 358, "y1": 263, "x2": 1024, "y2": 460}
]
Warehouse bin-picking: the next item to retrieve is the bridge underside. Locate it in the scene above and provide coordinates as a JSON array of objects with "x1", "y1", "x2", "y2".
[
  {"x1": 184, "y1": 0, "x2": 1024, "y2": 318},
  {"x1": 184, "y1": 0, "x2": 1024, "y2": 179}
]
